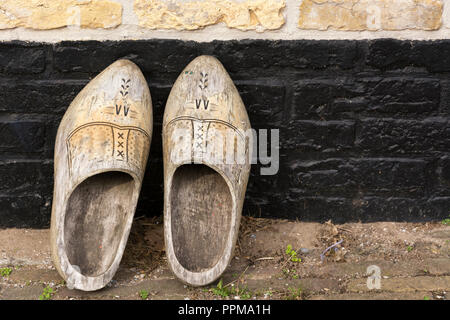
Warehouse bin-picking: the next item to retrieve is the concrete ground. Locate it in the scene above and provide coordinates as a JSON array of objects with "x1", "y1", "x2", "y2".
[{"x1": 0, "y1": 216, "x2": 449, "y2": 300}]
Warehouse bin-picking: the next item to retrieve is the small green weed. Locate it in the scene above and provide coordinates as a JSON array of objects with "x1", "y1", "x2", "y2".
[
  {"x1": 285, "y1": 245, "x2": 301, "y2": 262},
  {"x1": 0, "y1": 267, "x2": 12, "y2": 277},
  {"x1": 39, "y1": 286, "x2": 55, "y2": 300},
  {"x1": 407, "y1": 245, "x2": 414, "y2": 252},
  {"x1": 286, "y1": 287, "x2": 303, "y2": 300},
  {"x1": 441, "y1": 217, "x2": 450, "y2": 226},
  {"x1": 282, "y1": 268, "x2": 299, "y2": 279},
  {"x1": 211, "y1": 279, "x2": 230, "y2": 298},
  {"x1": 264, "y1": 290, "x2": 273, "y2": 298},
  {"x1": 139, "y1": 289, "x2": 149, "y2": 300},
  {"x1": 211, "y1": 279, "x2": 253, "y2": 299},
  {"x1": 424, "y1": 296, "x2": 431, "y2": 300}
]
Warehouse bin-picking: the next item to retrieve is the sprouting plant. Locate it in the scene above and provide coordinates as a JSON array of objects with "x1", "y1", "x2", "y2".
[
  {"x1": 264, "y1": 290, "x2": 273, "y2": 298},
  {"x1": 424, "y1": 296, "x2": 431, "y2": 300},
  {"x1": 285, "y1": 245, "x2": 301, "y2": 262},
  {"x1": 139, "y1": 289, "x2": 149, "y2": 300},
  {"x1": 39, "y1": 286, "x2": 55, "y2": 300},
  {"x1": 286, "y1": 287, "x2": 303, "y2": 300},
  {"x1": 407, "y1": 245, "x2": 414, "y2": 252},
  {"x1": 211, "y1": 279, "x2": 230, "y2": 298},
  {"x1": 441, "y1": 217, "x2": 450, "y2": 226},
  {"x1": 0, "y1": 267, "x2": 12, "y2": 277},
  {"x1": 282, "y1": 268, "x2": 299, "y2": 279},
  {"x1": 211, "y1": 279, "x2": 253, "y2": 299},
  {"x1": 239, "y1": 288, "x2": 252, "y2": 300}
]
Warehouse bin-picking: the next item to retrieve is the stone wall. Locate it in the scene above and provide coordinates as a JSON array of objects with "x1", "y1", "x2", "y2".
[
  {"x1": 0, "y1": 0, "x2": 449, "y2": 41},
  {"x1": 0, "y1": 39, "x2": 449, "y2": 228}
]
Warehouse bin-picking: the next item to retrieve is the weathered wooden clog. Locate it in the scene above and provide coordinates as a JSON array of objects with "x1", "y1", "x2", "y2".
[
  {"x1": 163, "y1": 56, "x2": 251, "y2": 286},
  {"x1": 50, "y1": 60, "x2": 152, "y2": 291}
]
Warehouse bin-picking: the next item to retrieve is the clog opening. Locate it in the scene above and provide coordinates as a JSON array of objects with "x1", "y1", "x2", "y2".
[
  {"x1": 64, "y1": 171, "x2": 135, "y2": 277},
  {"x1": 170, "y1": 164, "x2": 232, "y2": 272}
]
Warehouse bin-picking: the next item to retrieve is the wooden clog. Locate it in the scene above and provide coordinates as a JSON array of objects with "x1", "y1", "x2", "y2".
[
  {"x1": 162, "y1": 56, "x2": 251, "y2": 286},
  {"x1": 50, "y1": 60, "x2": 152, "y2": 291}
]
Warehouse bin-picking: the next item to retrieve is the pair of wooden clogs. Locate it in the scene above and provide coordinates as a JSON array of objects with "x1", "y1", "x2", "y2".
[{"x1": 50, "y1": 56, "x2": 251, "y2": 291}]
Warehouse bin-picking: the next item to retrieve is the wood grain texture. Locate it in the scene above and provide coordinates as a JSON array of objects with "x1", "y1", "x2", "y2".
[
  {"x1": 163, "y1": 55, "x2": 251, "y2": 286},
  {"x1": 50, "y1": 60, "x2": 152, "y2": 291}
]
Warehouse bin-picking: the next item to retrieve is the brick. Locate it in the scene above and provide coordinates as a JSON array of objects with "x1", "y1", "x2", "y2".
[
  {"x1": 206, "y1": 40, "x2": 361, "y2": 73},
  {"x1": 355, "y1": 197, "x2": 449, "y2": 221},
  {"x1": 437, "y1": 156, "x2": 450, "y2": 190},
  {"x1": 247, "y1": 193, "x2": 359, "y2": 222},
  {"x1": 133, "y1": 0, "x2": 285, "y2": 31},
  {"x1": 0, "y1": 120, "x2": 46, "y2": 154},
  {"x1": 367, "y1": 39, "x2": 450, "y2": 73},
  {"x1": 237, "y1": 84, "x2": 286, "y2": 127},
  {"x1": 292, "y1": 78, "x2": 367, "y2": 118},
  {"x1": 0, "y1": 43, "x2": 46, "y2": 74},
  {"x1": 357, "y1": 197, "x2": 431, "y2": 221},
  {"x1": 423, "y1": 197, "x2": 450, "y2": 219},
  {"x1": 299, "y1": 0, "x2": 443, "y2": 31},
  {"x1": 283, "y1": 195, "x2": 357, "y2": 223},
  {"x1": 0, "y1": 161, "x2": 53, "y2": 195},
  {"x1": 282, "y1": 120, "x2": 355, "y2": 152},
  {"x1": 369, "y1": 78, "x2": 440, "y2": 114},
  {"x1": 0, "y1": 80, "x2": 85, "y2": 114},
  {"x1": 54, "y1": 40, "x2": 361, "y2": 77},
  {"x1": 292, "y1": 77, "x2": 440, "y2": 119},
  {"x1": 149, "y1": 86, "x2": 171, "y2": 125},
  {"x1": 0, "y1": 0, "x2": 122, "y2": 30},
  {"x1": 440, "y1": 80, "x2": 450, "y2": 115},
  {"x1": 288, "y1": 158, "x2": 428, "y2": 197},
  {"x1": 0, "y1": 195, "x2": 48, "y2": 228},
  {"x1": 246, "y1": 163, "x2": 285, "y2": 207},
  {"x1": 356, "y1": 118, "x2": 450, "y2": 154},
  {"x1": 54, "y1": 41, "x2": 200, "y2": 77}
]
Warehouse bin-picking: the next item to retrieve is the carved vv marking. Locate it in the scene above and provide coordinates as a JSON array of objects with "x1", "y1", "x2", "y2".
[
  {"x1": 195, "y1": 99, "x2": 209, "y2": 110},
  {"x1": 115, "y1": 104, "x2": 130, "y2": 116}
]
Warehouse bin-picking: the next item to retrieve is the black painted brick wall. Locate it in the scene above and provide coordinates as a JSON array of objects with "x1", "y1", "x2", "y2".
[{"x1": 0, "y1": 39, "x2": 449, "y2": 228}]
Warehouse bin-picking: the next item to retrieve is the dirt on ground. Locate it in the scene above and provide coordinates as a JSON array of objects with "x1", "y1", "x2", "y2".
[{"x1": 0, "y1": 216, "x2": 449, "y2": 300}]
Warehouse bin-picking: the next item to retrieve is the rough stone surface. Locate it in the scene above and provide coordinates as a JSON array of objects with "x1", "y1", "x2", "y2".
[
  {"x1": 347, "y1": 276, "x2": 450, "y2": 293},
  {"x1": 298, "y1": 0, "x2": 443, "y2": 31},
  {"x1": 0, "y1": 43, "x2": 47, "y2": 74},
  {"x1": 1, "y1": 221, "x2": 449, "y2": 300},
  {"x1": 134, "y1": 0, "x2": 286, "y2": 30},
  {"x1": 0, "y1": 0, "x2": 122, "y2": 30}
]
